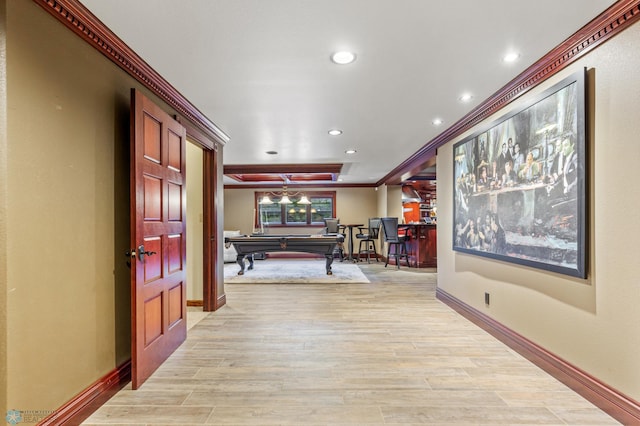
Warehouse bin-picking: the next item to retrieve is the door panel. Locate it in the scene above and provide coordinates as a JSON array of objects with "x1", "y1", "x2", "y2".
[
  {"x1": 143, "y1": 237, "x2": 162, "y2": 281},
  {"x1": 144, "y1": 295, "x2": 163, "y2": 345},
  {"x1": 168, "y1": 182, "x2": 182, "y2": 220},
  {"x1": 167, "y1": 234, "x2": 183, "y2": 273},
  {"x1": 131, "y1": 89, "x2": 187, "y2": 389},
  {"x1": 168, "y1": 130, "x2": 182, "y2": 171},
  {"x1": 143, "y1": 114, "x2": 162, "y2": 163},
  {"x1": 168, "y1": 283, "x2": 184, "y2": 326},
  {"x1": 144, "y1": 176, "x2": 162, "y2": 220}
]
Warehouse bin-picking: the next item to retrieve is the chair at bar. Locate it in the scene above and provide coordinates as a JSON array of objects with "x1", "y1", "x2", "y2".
[
  {"x1": 381, "y1": 217, "x2": 411, "y2": 268},
  {"x1": 355, "y1": 217, "x2": 381, "y2": 263}
]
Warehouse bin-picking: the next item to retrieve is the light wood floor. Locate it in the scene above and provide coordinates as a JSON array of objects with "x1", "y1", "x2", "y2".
[{"x1": 83, "y1": 262, "x2": 619, "y2": 425}]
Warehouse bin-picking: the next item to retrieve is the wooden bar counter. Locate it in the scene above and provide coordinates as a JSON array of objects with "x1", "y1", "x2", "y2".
[{"x1": 403, "y1": 223, "x2": 437, "y2": 268}]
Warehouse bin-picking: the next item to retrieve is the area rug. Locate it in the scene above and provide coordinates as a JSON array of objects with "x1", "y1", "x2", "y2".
[{"x1": 224, "y1": 259, "x2": 370, "y2": 284}]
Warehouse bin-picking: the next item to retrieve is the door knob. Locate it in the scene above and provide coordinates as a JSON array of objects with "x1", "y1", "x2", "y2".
[{"x1": 137, "y1": 245, "x2": 157, "y2": 261}]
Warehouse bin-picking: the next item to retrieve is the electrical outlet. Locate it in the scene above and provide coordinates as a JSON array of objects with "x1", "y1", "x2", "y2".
[{"x1": 484, "y1": 292, "x2": 490, "y2": 306}]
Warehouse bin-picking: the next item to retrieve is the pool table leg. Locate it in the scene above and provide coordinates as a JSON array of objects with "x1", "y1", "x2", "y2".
[
  {"x1": 236, "y1": 254, "x2": 246, "y2": 275},
  {"x1": 236, "y1": 254, "x2": 254, "y2": 275},
  {"x1": 325, "y1": 254, "x2": 334, "y2": 275}
]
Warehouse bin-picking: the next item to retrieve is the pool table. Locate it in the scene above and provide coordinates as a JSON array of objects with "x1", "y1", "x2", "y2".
[{"x1": 224, "y1": 234, "x2": 344, "y2": 275}]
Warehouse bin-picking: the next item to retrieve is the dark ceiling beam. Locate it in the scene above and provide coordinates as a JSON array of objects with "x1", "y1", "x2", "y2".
[
  {"x1": 380, "y1": 0, "x2": 640, "y2": 186},
  {"x1": 223, "y1": 163, "x2": 343, "y2": 175},
  {"x1": 224, "y1": 182, "x2": 376, "y2": 190}
]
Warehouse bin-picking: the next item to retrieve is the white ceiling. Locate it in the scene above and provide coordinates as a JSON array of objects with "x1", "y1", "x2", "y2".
[{"x1": 79, "y1": 0, "x2": 615, "y2": 185}]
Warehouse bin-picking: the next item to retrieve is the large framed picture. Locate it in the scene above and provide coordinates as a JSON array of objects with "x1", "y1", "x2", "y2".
[{"x1": 453, "y1": 69, "x2": 587, "y2": 278}]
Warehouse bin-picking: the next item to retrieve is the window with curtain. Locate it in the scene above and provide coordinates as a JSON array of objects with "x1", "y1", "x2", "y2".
[{"x1": 255, "y1": 191, "x2": 336, "y2": 227}]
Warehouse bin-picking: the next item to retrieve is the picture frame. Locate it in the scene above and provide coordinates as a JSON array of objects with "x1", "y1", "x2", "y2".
[{"x1": 452, "y1": 68, "x2": 587, "y2": 278}]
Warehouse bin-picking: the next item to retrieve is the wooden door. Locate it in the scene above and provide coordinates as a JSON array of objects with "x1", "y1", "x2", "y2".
[{"x1": 130, "y1": 89, "x2": 187, "y2": 389}]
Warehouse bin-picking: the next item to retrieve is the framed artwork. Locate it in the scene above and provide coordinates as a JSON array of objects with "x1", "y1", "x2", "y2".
[{"x1": 453, "y1": 69, "x2": 587, "y2": 278}]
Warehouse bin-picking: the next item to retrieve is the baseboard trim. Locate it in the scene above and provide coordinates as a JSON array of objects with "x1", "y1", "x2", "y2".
[
  {"x1": 39, "y1": 360, "x2": 131, "y2": 425},
  {"x1": 187, "y1": 300, "x2": 204, "y2": 307},
  {"x1": 215, "y1": 293, "x2": 227, "y2": 310},
  {"x1": 436, "y1": 288, "x2": 640, "y2": 424}
]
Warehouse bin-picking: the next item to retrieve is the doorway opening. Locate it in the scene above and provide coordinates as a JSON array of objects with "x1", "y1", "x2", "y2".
[{"x1": 186, "y1": 139, "x2": 210, "y2": 330}]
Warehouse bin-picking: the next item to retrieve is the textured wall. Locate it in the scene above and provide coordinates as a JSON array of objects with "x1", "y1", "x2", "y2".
[{"x1": 437, "y1": 21, "x2": 640, "y2": 401}]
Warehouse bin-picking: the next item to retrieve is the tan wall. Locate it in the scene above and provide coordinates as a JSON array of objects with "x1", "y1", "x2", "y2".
[
  {"x1": 223, "y1": 188, "x2": 256, "y2": 234},
  {"x1": 224, "y1": 186, "x2": 379, "y2": 235},
  {"x1": 437, "y1": 22, "x2": 640, "y2": 401},
  {"x1": 0, "y1": 0, "x2": 8, "y2": 418},
  {"x1": 385, "y1": 185, "x2": 403, "y2": 220},
  {"x1": 4, "y1": 0, "x2": 221, "y2": 416},
  {"x1": 337, "y1": 187, "x2": 379, "y2": 226},
  {"x1": 186, "y1": 142, "x2": 204, "y2": 300},
  {"x1": 376, "y1": 184, "x2": 387, "y2": 218},
  {"x1": 7, "y1": 0, "x2": 130, "y2": 413}
]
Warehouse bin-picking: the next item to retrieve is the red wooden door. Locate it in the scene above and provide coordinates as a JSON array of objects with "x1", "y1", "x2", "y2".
[{"x1": 130, "y1": 89, "x2": 187, "y2": 389}]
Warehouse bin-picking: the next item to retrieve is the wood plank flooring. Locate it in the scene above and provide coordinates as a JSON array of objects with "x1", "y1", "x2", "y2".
[{"x1": 83, "y1": 262, "x2": 619, "y2": 425}]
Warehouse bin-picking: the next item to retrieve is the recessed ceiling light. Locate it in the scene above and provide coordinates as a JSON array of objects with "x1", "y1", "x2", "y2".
[
  {"x1": 432, "y1": 118, "x2": 444, "y2": 126},
  {"x1": 328, "y1": 129, "x2": 343, "y2": 136},
  {"x1": 331, "y1": 51, "x2": 356, "y2": 65},
  {"x1": 265, "y1": 150, "x2": 278, "y2": 155},
  {"x1": 345, "y1": 149, "x2": 357, "y2": 154},
  {"x1": 503, "y1": 52, "x2": 520, "y2": 63},
  {"x1": 459, "y1": 93, "x2": 473, "y2": 102}
]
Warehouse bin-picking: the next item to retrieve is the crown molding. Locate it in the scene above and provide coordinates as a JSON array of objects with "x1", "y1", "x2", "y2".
[
  {"x1": 381, "y1": 0, "x2": 640, "y2": 185},
  {"x1": 33, "y1": 0, "x2": 230, "y2": 145}
]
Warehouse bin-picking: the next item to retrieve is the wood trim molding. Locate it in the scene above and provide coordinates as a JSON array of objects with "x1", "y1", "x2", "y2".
[
  {"x1": 224, "y1": 164, "x2": 344, "y2": 175},
  {"x1": 215, "y1": 293, "x2": 227, "y2": 311},
  {"x1": 187, "y1": 300, "x2": 204, "y2": 307},
  {"x1": 202, "y1": 146, "x2": 221, "y2": 312},
  {"x1": 225, "y1": 183, "x2": 376, "y2": 190},
  {"x1": 224, "y1": 164, "x2": 345, "y2": 185},
  {"x1": 436, "y1": 288, "x2": 640, "y2": 425},
  {"x1": 33, "y1": 0, "x2": 229, "y2": 146},
  {"x1": 382, "y1": 0, "x2": 640, "y2": 185},
  {"x1": 179, "y1": 116, "x2": 217, "y2": 151},
  {"x1": 39, "y1": 360, "x2": 131, "y2": 425}
]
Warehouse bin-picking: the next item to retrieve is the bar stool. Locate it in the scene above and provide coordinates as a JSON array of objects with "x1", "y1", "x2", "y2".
[
  {"x1": 381, "y1": 217, "x2": 410, "y2": 268},
  {"x1": 356, "y1": 218, "x2": 381, "y2": 263},
  {"x1": 323, "y1": 217, "x2": 345, "y2": 261}
]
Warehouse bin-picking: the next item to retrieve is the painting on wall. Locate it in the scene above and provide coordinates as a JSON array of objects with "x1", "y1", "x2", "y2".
[{"x1": 452, "y1": 69, "x2": 587, "y2": 278}]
